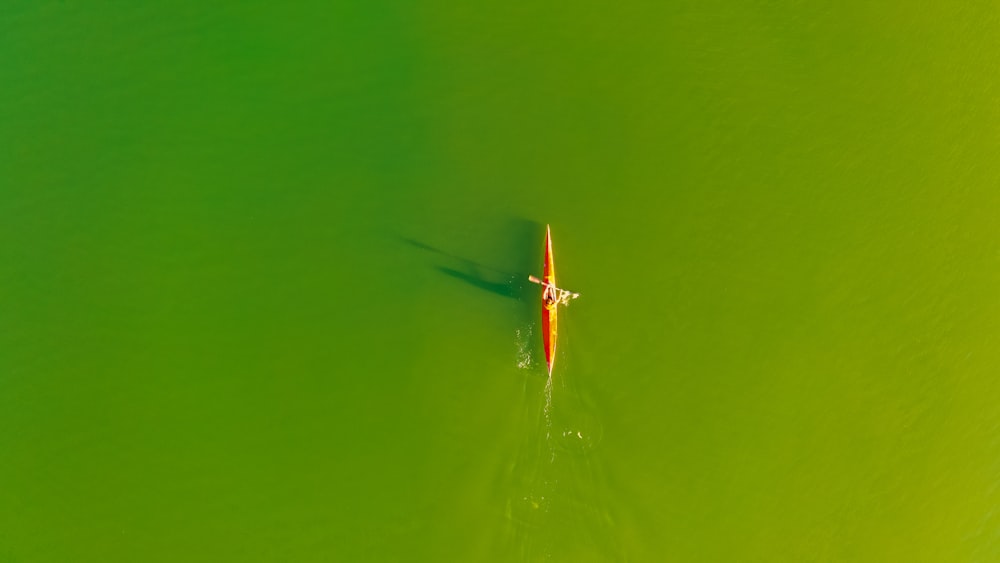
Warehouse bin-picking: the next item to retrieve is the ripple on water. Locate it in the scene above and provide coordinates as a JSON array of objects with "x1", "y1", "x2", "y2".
[
  {"x1": 549, "y1": 399, "x2": 603, "y2": 456},
  {"x1": 552, "y1": 420, "x2": 603, "y2": 456},
  {"x1": 505, "y1": 490, "x2": 550, "y2": 528}
]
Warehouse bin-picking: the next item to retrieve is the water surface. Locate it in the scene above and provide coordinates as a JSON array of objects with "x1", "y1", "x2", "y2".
[{"x1": 3, "y1": 2, "x2": 999, "y2": 561}]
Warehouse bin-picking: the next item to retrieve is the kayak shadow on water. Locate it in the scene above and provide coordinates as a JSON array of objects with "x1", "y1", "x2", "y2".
[{"x1": 400, "y1": 219, "x2": 543, "y2": 302}]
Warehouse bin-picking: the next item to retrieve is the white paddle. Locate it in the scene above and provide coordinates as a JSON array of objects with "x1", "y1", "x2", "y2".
[{"x1": 528, "y1": 275, "x2": 581, "y2": 302}]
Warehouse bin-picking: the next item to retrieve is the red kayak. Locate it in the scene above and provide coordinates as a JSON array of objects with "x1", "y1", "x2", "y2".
[
  {"x1": 529, "y1": 225, "x2": 580, "y2": 376},
  {"x1": 542, "y1": 225, "x2": 558, "y2": 375}
]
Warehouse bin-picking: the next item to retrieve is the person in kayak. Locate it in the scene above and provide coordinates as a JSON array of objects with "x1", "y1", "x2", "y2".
[
  {"x1": 529, "y1": 274, "x2": 580, "y2": 308},
  {"x1": 543, "y1": 284, "x2": 558, "y2": 309}
]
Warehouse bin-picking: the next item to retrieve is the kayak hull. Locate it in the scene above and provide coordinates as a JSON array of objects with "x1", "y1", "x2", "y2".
[{"x1": 542, "y1": 225, "x2": 557, "y2": 375}]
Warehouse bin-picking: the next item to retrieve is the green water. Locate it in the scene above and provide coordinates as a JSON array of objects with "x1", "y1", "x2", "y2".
[{"x1": 3, "y1": 2, "x2": 1000, "y2": 561}]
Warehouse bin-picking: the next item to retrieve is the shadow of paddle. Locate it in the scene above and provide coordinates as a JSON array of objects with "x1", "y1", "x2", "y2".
[
  {"x1": 401, "y1": 236, "x2": 524, "y2": 299},
  {"x1": 400, "y1": 219, "x2": 543, "y2": 301},
  {"x1": 436, "y1": 265, "x2": 517, "y2": 298}
]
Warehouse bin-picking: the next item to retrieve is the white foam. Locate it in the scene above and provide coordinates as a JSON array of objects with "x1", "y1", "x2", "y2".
[{"x1": 515, "y1": 326, "x2": 533, "y2": 369}]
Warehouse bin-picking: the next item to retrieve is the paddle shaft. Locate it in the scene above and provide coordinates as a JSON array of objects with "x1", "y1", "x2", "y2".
[{"x1": 527, "y1": 275, "x2": 580, "y2": 299}]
